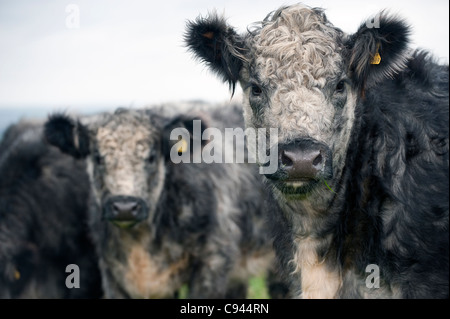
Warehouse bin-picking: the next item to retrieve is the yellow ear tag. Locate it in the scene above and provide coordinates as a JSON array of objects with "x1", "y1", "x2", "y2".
[
  {"x1": 371, "y1": 43, "x2": 381, "y2": 65},
  {"x1": 177, "y1": 139, "x2": 188, "y2": 154},
  {"x1": 14, "y1": 269, "x2": 21, "y2": 280}
]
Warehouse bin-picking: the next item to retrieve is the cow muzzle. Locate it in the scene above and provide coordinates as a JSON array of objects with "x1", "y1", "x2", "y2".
[
  {"x1": 264, "y1": 138, "x2": 332, "y2": 194},
  {"x1": 103, "y1": 195, "x2": 149, "y2": 228}
]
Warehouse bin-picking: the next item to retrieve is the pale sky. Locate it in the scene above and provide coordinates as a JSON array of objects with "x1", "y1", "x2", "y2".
[{"x1": 0, "y1": 0, "x2": 448, "y2": 112}]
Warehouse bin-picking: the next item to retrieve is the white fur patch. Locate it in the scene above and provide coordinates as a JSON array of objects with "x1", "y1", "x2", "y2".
[
  {"x1": 292, "y1": 237, "x2": 341, "y2": 299},
  {"x1": 124, "y1": 244, "x2": 188, "y2": 298},
  {"x1": 241, "y1": 4, "x2": 351, "y2": 145},
  {"x1": 96, "y1": 124, "x2": 151, "y2": 196}
]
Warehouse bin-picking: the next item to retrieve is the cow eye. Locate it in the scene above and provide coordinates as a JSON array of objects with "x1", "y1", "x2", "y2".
[
  {"x1": 93, "y1": 153, "x2": 104, "y2": 165},
  {"x1": 251, "y1": 83, "x2": 263, "y2": 96},
  {"x1": 335, "y1": 80, "x2": 346, "y2": 93},
  {"x1": 148, "y1": 149, "x2": 157, "y2": 163}
]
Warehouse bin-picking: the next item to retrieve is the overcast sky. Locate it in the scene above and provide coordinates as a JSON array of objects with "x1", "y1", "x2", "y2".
[{"x1": 0, "y1": 0, "x2": 448, "y2": 112}]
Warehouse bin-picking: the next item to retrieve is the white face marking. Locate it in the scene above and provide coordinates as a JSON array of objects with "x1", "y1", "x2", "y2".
[
  {"x1": 96, "y1": 125, "x2": 151, "y2": 196},
  {"x1": 86, "y1": 112, "x2": 166, "y2": 210},
  {"x1": 239, "y1": 4, "x2": 357, "y2": 187}
]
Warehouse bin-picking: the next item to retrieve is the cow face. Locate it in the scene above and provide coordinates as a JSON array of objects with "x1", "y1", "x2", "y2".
[
  {"x1": 186, "y1": 4, "x2": 410, "y2": 197},
  {"x1": 44, "y1": 109, "x2": 204, "y2": 228},
  {"x1": 86, "y1": 110, "x2": 162, "y2": 228}
]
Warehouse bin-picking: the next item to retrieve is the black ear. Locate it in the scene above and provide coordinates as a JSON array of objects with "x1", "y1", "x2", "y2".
[
  {"x1": 44, "y1": 113, "x2": 90, "y2": 158},
  {"x1": 347, "y1": 12, "x2": 411, "y2": 95},
  {"x1": 185, "y1": 13, "x2": 244, "y2": 94},
  {"x1": 162, "y1": 114, "x2": 209, "y2": 162}
]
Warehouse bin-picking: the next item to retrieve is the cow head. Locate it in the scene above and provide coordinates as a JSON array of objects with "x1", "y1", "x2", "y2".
[
  {"x1": 186, "y1": 4, "x2": 410, "y2": 197},
  {"x1": 44, "y1": 108, "x2": 207, "y2": 228}
]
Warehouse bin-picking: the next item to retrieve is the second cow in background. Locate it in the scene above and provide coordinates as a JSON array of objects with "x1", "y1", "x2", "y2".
[{"x1": 44, "y1": 103, "x2": 288, "y2": 298}]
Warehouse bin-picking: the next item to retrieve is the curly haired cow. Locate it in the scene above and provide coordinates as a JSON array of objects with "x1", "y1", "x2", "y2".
[{"x1": 186, "y1": 4, "x2": 449, "y2": 298}]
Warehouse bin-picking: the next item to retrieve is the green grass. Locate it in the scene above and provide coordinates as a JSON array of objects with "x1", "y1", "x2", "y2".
[
  {"x1": 178, "y1": 284, "x2": 189, "y2": 299},
  {"x1": 177, "y1": 275, "x2": 270, "y2": 299},
  {"x1": 247, "y1": 276, "x2": 270, "y2": 299}
]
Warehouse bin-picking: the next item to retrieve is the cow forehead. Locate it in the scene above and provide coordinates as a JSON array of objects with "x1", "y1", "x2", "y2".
[
  {"x1": 94, "y1": 114, "x2": 157, "y2": 158},
  {"x1": 247, "y1": 5, "x2": 343, "y2": 88}
]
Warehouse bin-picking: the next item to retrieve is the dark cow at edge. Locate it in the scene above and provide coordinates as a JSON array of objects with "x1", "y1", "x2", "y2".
[
  {"x1": 186, "y1": 3, "x2": 449, "y2": 298},
  {"x1": 44, "y1": 105, "x2": 287, "y2": 298},
  {"x1": 0, "y1": 121, "x2": 102, "y2": 298}
]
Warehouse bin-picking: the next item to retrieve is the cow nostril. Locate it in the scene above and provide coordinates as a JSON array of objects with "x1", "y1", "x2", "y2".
[
  {"x1": 104, "y1": 196, "x2": 149, "y2": 227},
  {"x1": 133, "y1": 203, "x2": 141, "y2": 216},
  {"x1": 281, "y1": 150, "x2": 293, "y2": 167},
  {"x1": 113, "y1": 201, "x2": 139, "y2": 214},
  {"x1": 312, "y1": 153, "x2": 323, "y2": 167},
  {"x1": 274, "y1": 140, "x2": 332, "y2": 182}
]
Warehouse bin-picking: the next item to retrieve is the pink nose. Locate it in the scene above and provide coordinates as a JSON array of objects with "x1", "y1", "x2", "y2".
[{"x1": 280, "y1": 147, "x2": 324, "y2": 180}]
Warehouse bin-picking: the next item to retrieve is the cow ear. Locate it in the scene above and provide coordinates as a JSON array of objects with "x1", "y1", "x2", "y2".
[
  {"x1": 185, "y1": 13, "x2": 245, "y2": 95},
  {"x1": 44, "y1": 113, "x2": 90, "y2": 158},
  {"x1": 347, "y1": 12, "x2": 411, "y2": 95},
  {"x1": 162, "y1": 114, "x2": 209, "y2": 162}
]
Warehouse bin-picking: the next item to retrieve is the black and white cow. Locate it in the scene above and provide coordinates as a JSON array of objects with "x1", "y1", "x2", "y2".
[
  {"x1": 186, "y1": 4, "x2": 449, "y2": 298},
  {"x1": 44, "y1": 104, "x2": 287, "y2": 299},
  {"x1": 0, "y1": 120, "x2": 102, "y2": 298}
]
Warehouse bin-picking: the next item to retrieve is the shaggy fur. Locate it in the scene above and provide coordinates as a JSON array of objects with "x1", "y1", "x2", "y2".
[
  {"x1": 186, "y1": 3, "x2": 449, "y2": 298},
  {"x1": 0, "y1": 121, "x2": 102, "y2": 298},
  {"x1": 44, "y1": 104, "x2": 288, "y2": 299}
]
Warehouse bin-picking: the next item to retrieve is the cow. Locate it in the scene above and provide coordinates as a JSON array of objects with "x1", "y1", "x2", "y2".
[
  {"x1": 0, "y1": 120, "x2": 102, "y2": 298},
  {"x1": 44, "y1": 104, "x2": 288, "y2": 299},
  {"x1": 185, "y1": 3, "x2": 449, "y2": 298}
]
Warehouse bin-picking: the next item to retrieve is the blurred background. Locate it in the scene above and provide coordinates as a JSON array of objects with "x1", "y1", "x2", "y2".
[{"x1": 0, "y1": 0, "x2": 449, "y2": 137}]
